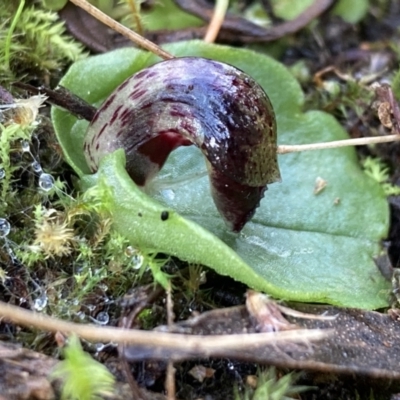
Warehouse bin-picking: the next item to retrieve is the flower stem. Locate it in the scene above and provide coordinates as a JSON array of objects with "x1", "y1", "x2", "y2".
[
  {"x1": 277, "y1": 134, "x2": 400, "y2": 154},
  {"x1": 204, "y1": 0, "x2": 229, "y2": 43}
]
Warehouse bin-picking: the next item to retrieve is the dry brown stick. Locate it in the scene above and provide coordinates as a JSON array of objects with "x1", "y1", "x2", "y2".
[
  {"x1": 68, "y1": 0, "x2": 174, "y2": 60},
  {"x1": 165, "y1": 284, "x2": 176, "y2": 400},
  {"x1": 0, "y1": 301, "x2": 330, "y2": 354},
  {"x1": 118, "y1": 285, "x2": 164, "y2": 400}
]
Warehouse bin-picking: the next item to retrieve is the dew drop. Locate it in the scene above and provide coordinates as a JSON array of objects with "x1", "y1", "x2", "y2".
[
  {"x1": 94, "y1": 343, "x2": 105, "y2": 352},
  {"x1": 0, "y1": 218, "x2": 11, "y2": 237},
  {"x1": 21, "y1": 140, "x2": 30, "y2": 152},
  {"x1": 0, "y1": 168, "x2": 5, "y2": 179},
  {"x1": 98, "y1": 283, "x2": 108, "y2": 292},
  {"x1": 76, "y1": 311, "x2": 86, "y2": 320},
  {"x1": 125, "y1": 245, "x2": 135, "y2": 257},
  {"x1": 31, "y1": 160, "x2": 42, "y2": 173},
  {"x1": 94, "y1": 311, "x2": 109, "y2": 325},
  {"x1": 161, "y1": 189, "x2": 175, "y2": 201},
  {"x1": 33, "y1": 295, "x2": 48, "y2": 311},
  {"x1": 38, "y1": 173, "x2": 54, "y2": 191},
  {"x1": 7, "y1": 247, "x2": 16, "y2": 260},
  {"x1": 132, "y1": 254, "x2": 144, "y2": 270}
]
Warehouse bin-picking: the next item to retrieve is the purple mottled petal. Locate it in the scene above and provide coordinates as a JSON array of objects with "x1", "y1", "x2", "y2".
[{"x1": 84, "y1": 57, "x2": 280, "y2": 231}]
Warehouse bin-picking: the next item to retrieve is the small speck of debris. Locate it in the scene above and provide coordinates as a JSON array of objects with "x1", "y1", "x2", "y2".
[
  {"x1": 333, "y1": 197, "x2": 340, "y2": 205},
  {"x1": 161, "y1": 211, "x2": 169, "y2": 221},
  {"x1": 138, "y1": 212, "x2": 143, "y2": 217},
  {"x1": 314, "y1": 177, "x2": 327, "y2": 195}
]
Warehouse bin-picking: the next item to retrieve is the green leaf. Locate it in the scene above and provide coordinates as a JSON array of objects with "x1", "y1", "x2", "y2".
[
  {"x1": 42, "y1": 0, "x2": 67, "y2": 11},
  {"x1": 52, "y1": 41, "x2": 390, "y2": 309},
  {"x1": 84, "y1": 150, "x2": 283, "y2": 297},
  {"x1": 141, "y1": 0, "x2": 203, "y2": 31},
  {"x1": 270, "y1": 0, "x2": 313, "y2": 20},
  {"x1": 333, "y1": 0, "x2": 369, "y2": 23}
]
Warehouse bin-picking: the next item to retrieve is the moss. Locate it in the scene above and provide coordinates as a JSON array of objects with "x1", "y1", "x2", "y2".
[{"x1": 0, "y1": 0, "x2": 86, "y2": 84}]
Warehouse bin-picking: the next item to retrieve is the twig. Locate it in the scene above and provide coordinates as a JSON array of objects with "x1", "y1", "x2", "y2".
[
  {"x1": 13, "y1": 82, "x2": 96, "y2": 121},
  {"x1": 119, "y1": 340, "x2": 144, "y2": 400},
  {"x1": 204, "y1": 0, "x2": 229, "y2": 43},
  {"x1": 165, "y1": 283, "x2": 176, "y2": 400},
  {"x1": 0, "y1": 301, "x2": 330, "y2": 355},
  {"x1": 68, "y1": 0, "x2": 174, "y2": 60},
  {"x1": 276, "y1": 134, "x2": 400, "y2": 154},
  {"x1": 118, "y1": 285, "x2": 164, "y2": 400}
]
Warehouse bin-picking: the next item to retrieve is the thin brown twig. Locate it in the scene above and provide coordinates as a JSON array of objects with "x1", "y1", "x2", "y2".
[
  {"x1": 165, "y1": 283, "x2": 176, "y2": 400},
  {"x1": 68, "y1": 0, "x2": 174, "y2": 60},
  {"x1": 118, "y1": 331, "x2": 144, "y2": 400},
  {"x1": 0, "y1": 301, "x2": 330, "y2": 355},
  {"x1": 118, "y1": 286, "x2": 164, "y2": 400}
]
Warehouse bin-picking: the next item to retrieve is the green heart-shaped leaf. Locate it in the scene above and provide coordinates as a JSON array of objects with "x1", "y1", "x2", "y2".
[{"x1": 52, "y1": 41, "x2": 390, "y2": 309}]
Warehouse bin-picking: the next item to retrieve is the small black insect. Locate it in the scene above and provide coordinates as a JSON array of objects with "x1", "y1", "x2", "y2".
[{"x1": 161, "y1": 211, "x2": 169, "y2": 221}]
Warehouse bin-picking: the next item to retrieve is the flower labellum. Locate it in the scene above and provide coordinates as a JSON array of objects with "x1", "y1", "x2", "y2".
[{"x1": 84, "y1": 57, "x2": 280, "y2": 231}]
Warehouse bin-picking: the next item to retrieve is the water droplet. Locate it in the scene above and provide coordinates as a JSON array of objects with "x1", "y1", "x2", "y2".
[
  {"x1": 94, "y1": 311, "x2": 109, "y2": 325},
  {"x1": 94, "y1": 343, "x2": 105, "y2": 352},
  {"x1": 7, "y1": 247, "x2": 16, "y2": 260},
  {"x1": 31, "y1": 160, "x2": 42, "y2": 173},
  {"x1": 87, "y1": 304, "x2": 96, "y2": 312},
  {"x1": 0, "y1": 218, "x2": 11, "y2": 237},
  {"x1": 132, "y1": 254, "x2": 144, "y2": 270},
  {"x1": 33, "y1": 295, "x2": 48, "y2": 311},
  {"x1": 161, "y1": 189, "x2": 175, "y2": 201},
  {"x1": 125, "y1": 245, "x2": 135, "y2": 257},
  {"x1": 98, "y1": 283, "x2": 108, "y2": 292},
  {"x1": 0, "y1": 169, "x2": 5, "y2": 179},
  {"x1": 38, "y1": 173, "x2": 54, "y2": 191},
  {"x1": 76, "y1": 311, "x2": 86, "y2": 320},
  {"x1": 75, "y1": 265, "x2": 84, "y2": 274},
  {"x1": 21, "y1": 140, "x2": 30, "y2": 152}
]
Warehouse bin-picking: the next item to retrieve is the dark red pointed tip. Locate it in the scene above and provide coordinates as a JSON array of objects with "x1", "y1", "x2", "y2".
[{"x1": 208, "y1": 168, "x2": 266, "y2": 232}]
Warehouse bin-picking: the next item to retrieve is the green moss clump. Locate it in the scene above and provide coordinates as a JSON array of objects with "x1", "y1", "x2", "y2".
[{"x1": 0, "y1": 0, "x2": 86, "y2": 83}]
